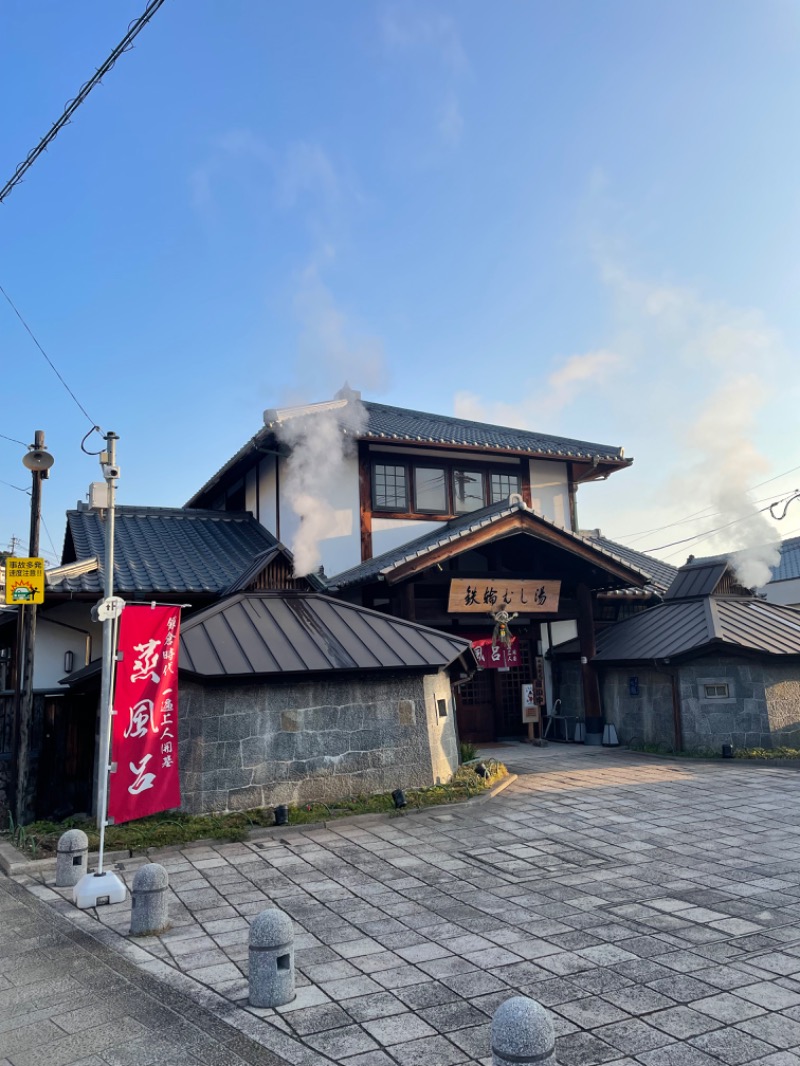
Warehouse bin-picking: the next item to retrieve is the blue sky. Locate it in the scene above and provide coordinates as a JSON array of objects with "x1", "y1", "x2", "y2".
[{"x1": 2, "y1": 0, "x2": 800, "y2": 569}]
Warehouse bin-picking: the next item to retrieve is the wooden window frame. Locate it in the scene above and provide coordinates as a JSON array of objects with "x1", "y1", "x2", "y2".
[{"x1": 370, "y1": 457, "x2": 525, "y2": 520}]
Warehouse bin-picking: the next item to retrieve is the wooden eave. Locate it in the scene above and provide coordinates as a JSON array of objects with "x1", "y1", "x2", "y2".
[{"x1": 384, "y1": 512, "x2": 650, "y2": 588}]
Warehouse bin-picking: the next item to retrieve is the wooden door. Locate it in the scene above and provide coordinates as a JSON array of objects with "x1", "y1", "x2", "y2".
[
  {"x1": 455, "y1": 670, "x2": 495, "y2": 743},
  {"x1": 36, "y1": 694, "x2": 96, "y2": 820}
]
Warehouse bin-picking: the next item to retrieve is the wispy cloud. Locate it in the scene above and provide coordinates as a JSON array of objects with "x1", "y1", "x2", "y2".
[
  {"x1": 454, "y1": 349, "x2": 624, "y2": 429},
  {"x1": 379, "y1": 6, "x2": 469, "y2": 147},
  {"x1": 291, "y1": 259, "x2": 388, "y2": 398}
]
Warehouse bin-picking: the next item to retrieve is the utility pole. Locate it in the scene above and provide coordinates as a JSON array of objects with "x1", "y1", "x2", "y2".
[
  {"x1": 73, "y1": 431, "x2": 126, "y2": 908},
  {"x1": 14, "y1": 430, "x2": 54, "y2": 825}
]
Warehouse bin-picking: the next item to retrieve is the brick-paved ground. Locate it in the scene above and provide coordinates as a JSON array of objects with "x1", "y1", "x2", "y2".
[{"x1": 18, "y1": 743, "x2": 800, "y2": 1065}]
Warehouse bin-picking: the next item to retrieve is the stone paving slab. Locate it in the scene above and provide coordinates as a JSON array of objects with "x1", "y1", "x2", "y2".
[{"x1": 17, "y1": 743, "x2": 800, "y2": 1065}]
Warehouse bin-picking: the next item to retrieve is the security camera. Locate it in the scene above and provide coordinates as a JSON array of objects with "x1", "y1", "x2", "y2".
[{"x1": 103, "y1": 464, "x2": 121, "y2": 479}]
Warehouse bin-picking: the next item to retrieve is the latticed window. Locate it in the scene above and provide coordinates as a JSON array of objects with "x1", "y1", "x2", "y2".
[
  {"x1": 374, "y1": 463, "x2": 408, "y2": 510},
  {"x1": 490, "y1": 472, "x2": 521, "y2": 503}
]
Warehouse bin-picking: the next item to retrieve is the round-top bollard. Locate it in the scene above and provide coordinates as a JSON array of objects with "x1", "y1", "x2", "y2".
[
  {"x1": 492, "y1": 996, "x2": 556, "y2": 1066},
  {"x1": 249, "y1": 908, "x2": 295, "y2": 1008},
  {"x1": 129, "y1": 863, "x2": 170, "y2": 937},
  {"x1": 55, "y1": 829, "x2": 89, "y2": 888}
]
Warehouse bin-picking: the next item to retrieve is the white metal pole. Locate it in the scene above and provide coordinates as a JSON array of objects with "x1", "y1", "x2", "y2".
[{"x1": 95, "y1": 432, "x2": 119, "y2": 874}]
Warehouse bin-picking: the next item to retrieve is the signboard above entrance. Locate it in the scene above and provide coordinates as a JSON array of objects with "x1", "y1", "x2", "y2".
[{"x1": 448, "y1": 579, "x2": 560, "y2": 614}]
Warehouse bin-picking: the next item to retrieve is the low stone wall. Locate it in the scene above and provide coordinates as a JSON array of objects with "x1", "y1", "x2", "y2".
[
  {"x1": 600, "y1": 656, "x2": 800, "y2": 752},
  {"x1": 680, "y1": 657, "x2": 800, "y2": 751},
  {"x1": 178, "y1": 670, "x2": 459, "y2": 814}
]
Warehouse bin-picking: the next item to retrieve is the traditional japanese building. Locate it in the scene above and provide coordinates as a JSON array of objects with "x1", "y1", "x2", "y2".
[{"x1": 187, "y1": 388, "x2": 673, "y2": 742}]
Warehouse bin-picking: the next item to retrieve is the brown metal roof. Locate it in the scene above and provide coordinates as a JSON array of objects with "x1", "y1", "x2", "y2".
[{"x1": 179, "y1": 592, "x2": 473, "y2": 680}]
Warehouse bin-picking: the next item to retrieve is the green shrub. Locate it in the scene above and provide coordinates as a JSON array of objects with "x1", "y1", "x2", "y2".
[{"x1": 459, "y1": 741, "x2": 477, "y2": 763}]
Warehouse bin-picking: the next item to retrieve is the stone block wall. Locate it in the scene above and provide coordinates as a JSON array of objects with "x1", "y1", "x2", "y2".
[
  {"x1": 178, "y1": 670, "x2": 460, "y2": 814},
  {"x1": 601, "y1": 656, "x2": 800, "y2": 752},
  {"x1": 680, "y1": 657, "x2": 800, "y2": 751},
  {"x1": 601, "y1": 668, "x2": 676, "y2": 749}
]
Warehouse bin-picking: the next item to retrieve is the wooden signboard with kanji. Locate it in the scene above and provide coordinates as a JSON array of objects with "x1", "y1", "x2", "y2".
[{"x1": 448, "y1": 579, "x2": 560, "y2": 614}]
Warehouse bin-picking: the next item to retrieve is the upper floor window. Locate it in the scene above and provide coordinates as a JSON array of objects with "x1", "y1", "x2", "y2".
[
  {"x1": 374, "y1": 463, "x2": 408, "y2": 510},
  {"x1": 372, "y1": 458, "x2": 523, "y2": 516}
]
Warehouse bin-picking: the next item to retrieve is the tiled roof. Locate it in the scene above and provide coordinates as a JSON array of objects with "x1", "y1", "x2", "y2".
[
  {"x1": 187, "y1": 397, "x2": 629, "y2": 507},
  {"x1": 581, "y1": 533, "x2": 677, "y2": 593},
  {"x1": 180, "y1": 592, "x2": 473, "y2": 678},
  {"x1": 48, "y1": 506, "x2": 283, "y2": 595},
  {"x1": 356, "y1": 402, "x2": 626, "y2": 461},
  {"x1": 593, "y1": 596, "x2": 800, "y2": 662},
  {"x1": 328, "y1": 500, "x2": 652, "y2": 590}
]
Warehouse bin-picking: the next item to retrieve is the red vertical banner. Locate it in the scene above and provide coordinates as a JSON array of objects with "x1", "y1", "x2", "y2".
[{"x1": 108, "y1": 605, "x2": 181, "y2": 825}]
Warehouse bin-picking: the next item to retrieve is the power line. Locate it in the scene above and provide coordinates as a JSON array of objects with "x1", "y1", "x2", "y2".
[
  {"x1": 620, "y1": 463, "x2": 800, "y2": 542},
  {"x1": 0, "y1": 432, "x2": 28, "y2": 447},
  {"x1": 0, "y1": 479, "x2": 30, "y2": 494},
  {"x1": 40, "y1": 514, "x2": 60, "y2": 564},
  {"x1": 644, "y1": 499, "x2": 779, "y2": 555},
  {"x1": 0, "y1": 0, "x2": 169, "y2": 204},
  {"x1": 0, "y1": 284, "x2": 97, "y2": 428}
]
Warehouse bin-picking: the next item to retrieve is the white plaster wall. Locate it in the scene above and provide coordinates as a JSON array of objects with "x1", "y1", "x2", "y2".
[
  {"x1": 529, "y1": 460, "x2": 570, "y2": 529},
  {"x1": 32, "y1": 618, "x2": 92, "y2": 689},
  {"x1": 372, "y1": 518, "x2": 442, "y2": 560},
  {"x1": 256, "y1": 455, "x2": 278, "y2": 537},
  {"x1": 277, "y1": 452, "x2": 362, "y2": 577},
  {"x1": 423, "y1": 671, "x2": 459, "y2": 783}
]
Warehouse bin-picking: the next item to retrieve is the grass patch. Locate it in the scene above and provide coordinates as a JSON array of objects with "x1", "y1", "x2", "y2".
[
  {"x1": 734, "y1": 746, "x2": 800, "y2": 759},
  {"x1": 3, "y1": 762, "x2": 507, "y2": 858}
]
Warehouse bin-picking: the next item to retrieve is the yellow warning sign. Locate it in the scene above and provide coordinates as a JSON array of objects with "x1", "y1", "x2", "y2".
[{"x1": 4, "y1": 557, "x2": 45, "y2": 605}]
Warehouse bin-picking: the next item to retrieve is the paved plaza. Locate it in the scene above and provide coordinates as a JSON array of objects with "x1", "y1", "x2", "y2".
[{"x1": 12, "y1": 744, "x2": 800, "y2": 1065}]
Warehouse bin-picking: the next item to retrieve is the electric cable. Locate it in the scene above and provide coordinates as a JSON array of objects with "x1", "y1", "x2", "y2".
[
  {"x1": 0, "y1": 284, "x2": 99, "y2": 430},
  {"x1": 0, "y1": 480, "x2": 30, "y2": 494},
  {"x1": 644, "y1": 499, "x2": 779, "y2": 555},
  {"x1": 0, "y1": 0, "x2": 169, "y2": 204},
  {"x1": 621, "y1": 466, "x2": 800, "y2": 542},
  {"x1": 0, "y1": 432, "x2": 28, "y2": 447}
]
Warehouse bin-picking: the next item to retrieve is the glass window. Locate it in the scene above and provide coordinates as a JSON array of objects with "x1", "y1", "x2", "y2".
[
  {"x1": 703, "y1": 683, "x2": 730, "y2": 699},
  {"x1": 414, "y1": 467, "x2": 448, "y2": 512},
  {"x1": 490, "y1": 472, "x2": 521, "y2": 503},
  {"x1": 453, "y1": 469, "x2": 485, "y2": 513},
  {"x1": 374, "y1": 463, "x2": 408, "y2": 510}
]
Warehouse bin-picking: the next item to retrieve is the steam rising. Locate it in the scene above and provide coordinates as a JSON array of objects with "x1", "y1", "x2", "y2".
[
  {"x1": 688, "y1": 375, "x2": 780, "y2": 589},
  {"x1": 276, "y1": 395, "x2": 367, "y2": 577}
]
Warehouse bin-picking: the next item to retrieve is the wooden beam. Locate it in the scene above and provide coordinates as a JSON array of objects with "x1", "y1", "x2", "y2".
[
  {"x1": 576, "y1": 582, "x2": 602, "y2": 722},
  {"x1": 358, "y1": 441, "x2": 373, "y2": 562},
  {"x1": 386, "y1": 513, "x2": 648, "y2": 587},
  {"x1": 520, "y1": 460, "x2": 532, "y2": 508}
]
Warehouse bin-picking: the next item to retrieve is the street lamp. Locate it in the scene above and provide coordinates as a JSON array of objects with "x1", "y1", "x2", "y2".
[{"x1": 14, "y1": 430, "x2": 53, "y2": 825}]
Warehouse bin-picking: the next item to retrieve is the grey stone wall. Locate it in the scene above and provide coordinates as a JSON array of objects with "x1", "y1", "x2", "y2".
[
  {"x1": 178, "y1": 671, "x2": 460, "y2": 814},
  {"x1": 680, "y1": 657, "x2": 800, "y2": 751},
  {"x1": 601, "y1": 669, "x2": 677, "y2": 749},
  {"x1": 554, "y1": 661, "x2": 583, "y2": 716},
  {"x1": 601, "y1": 656, "x2": 800, "y2": 752}
]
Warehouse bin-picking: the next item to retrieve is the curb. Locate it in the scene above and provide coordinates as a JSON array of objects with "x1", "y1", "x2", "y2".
[{"x1": 1, "y1": 772, "x2": 518, "y2": 875}]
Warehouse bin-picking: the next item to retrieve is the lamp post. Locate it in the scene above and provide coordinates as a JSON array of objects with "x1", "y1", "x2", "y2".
[{"x1": 14, "y1": 430, "x2": 54, "y2": 825}]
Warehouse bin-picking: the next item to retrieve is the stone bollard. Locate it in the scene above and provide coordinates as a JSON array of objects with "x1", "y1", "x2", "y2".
[
  {"x1": 492, "y1": 996, "x2": 556, "y2": 1066},
  {"x1": 129, "y1": 863, "x2": 170, "y2": 936},
  {"x1": 55, "y1": 829, "x2": 89, "y2": 888},
  {"x1": 249, "y1": 908, "x2": 295, "y2": 1008}
]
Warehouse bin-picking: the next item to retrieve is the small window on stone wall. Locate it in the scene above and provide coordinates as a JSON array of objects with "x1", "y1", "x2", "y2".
[{"x1": 703, "y1": 683, "x2": 730, "y2": 699}]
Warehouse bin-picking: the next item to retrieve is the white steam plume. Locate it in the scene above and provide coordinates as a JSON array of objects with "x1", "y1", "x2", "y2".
[
  {"x1": 276, "y1": 395, "x2": 368, "y2": 577},
  {"x1": 686, "y1": 375, "x2": 780, "y2": 588}
]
